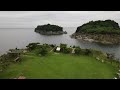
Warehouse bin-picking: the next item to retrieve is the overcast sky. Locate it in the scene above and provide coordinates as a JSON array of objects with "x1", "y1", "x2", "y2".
[{"x1": 0, "y1": 11, "x2": 120, "y2": 28}]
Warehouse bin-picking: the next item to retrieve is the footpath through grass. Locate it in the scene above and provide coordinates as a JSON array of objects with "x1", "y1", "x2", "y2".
[{"x1": 0, "y1": 52, "x2": 118, "y2": 79}]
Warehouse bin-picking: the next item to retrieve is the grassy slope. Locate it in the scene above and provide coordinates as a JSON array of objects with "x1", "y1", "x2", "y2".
[{"x1": 0, "y1": 53, "x2": 117, "y2": 79}]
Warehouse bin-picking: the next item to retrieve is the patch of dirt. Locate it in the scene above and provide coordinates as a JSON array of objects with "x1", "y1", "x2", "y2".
[{"x1": 14, "y1": 76, "x2": 26, "y2": 79}]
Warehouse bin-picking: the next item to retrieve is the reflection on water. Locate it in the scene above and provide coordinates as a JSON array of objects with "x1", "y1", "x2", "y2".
[{"x1": 0, "y1": 27, "x2": 120, "y2": 60}]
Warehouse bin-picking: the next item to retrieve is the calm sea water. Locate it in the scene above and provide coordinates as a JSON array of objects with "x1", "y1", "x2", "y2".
[{"x1": 0, "y1": 27, "x2": 120, "y2": 60}]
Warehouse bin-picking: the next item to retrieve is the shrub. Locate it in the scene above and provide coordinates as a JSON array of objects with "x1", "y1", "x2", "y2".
[
  {"x1": 75, "y1": 47, "x2": 81, "y2": 55},
  {"x1": 82, "y1": 49, "x2": 92, "y2": 55},
  {"x1": 50, "y1": 44, "x2": 56, "y2": 48},
  {"x1": 91, "y1": 49, "x2": 107, "y2": 60},
  {"x1": 60, "y1": 43, "x2": 67, "y2": 52},
  {"x1": 26, "y1": 43, "x2": 40, "y2": 51},
  {"x1": 64, "y1": 48, "x2": 72, "y2": 54},
  {"x1": 73, "y1": 45, "x2": 76, "y2": 48},
  {"x1": 39, "y1": 47, "x2": 48, "y2": 56}
]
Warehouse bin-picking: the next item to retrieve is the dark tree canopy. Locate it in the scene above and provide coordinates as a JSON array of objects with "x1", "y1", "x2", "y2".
[
  {"x1": 26, "y1": 43, "x2": 40, "y2": 50},
  {"x1": 35, "y1": 24, "x2": 63, "y2": 32},
  {"x1": 60, "y1": 43, "x2": 67, "y2": 52},
  {"x1": 75, "y1": 47, "x2": 81, "y2": 55},
  {"x1": 39, "y1": 47, "x2": 48, "y2": 56},
  {"x1": 76, "y1": 20, "x2": 120, "y2": 34}
]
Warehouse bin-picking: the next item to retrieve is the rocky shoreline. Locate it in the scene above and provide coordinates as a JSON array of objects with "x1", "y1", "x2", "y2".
[
  {"x1": 71, "y1": 33, "x2": 120, "y2": 44},
  {"x1": 35, "y1": 30, "x2": 67, "y2": 35}
]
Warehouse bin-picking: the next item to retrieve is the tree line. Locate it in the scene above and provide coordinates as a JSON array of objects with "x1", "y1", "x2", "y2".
[{"x1": 76, "y1": 20, "x2": 120, "y2": 34}]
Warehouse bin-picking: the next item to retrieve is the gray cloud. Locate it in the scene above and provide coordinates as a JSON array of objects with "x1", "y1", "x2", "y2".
[{"x1": 0, "y1": 11, "x2": 120, "y2": 28}]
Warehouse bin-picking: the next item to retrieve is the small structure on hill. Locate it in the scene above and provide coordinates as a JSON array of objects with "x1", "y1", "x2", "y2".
[
  {"x1": 7, "y1": 48, "x2": 22, "y2": 57},
  {"x1": 56, "y1": 47, "x2": 60, "y2": 52},
  {"x1": 7, "y1": 48, "x2": 22, "y2": 62}
]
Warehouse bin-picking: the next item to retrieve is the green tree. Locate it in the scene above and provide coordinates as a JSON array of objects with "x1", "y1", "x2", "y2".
[
  {"x1": 82, "y1": 49, "x2": 92, "y2": 55},
  {"x1": 64, "y1": 48, "x2": 72, "y2": 54},
  {"x1": 39, "y1": 47, "x2": 48, "y2": 56},
  {"x1": 60, "y1": 43, "x2": 67, "y2": 52},
  {"x1": 75, "y1": 47, "x2": 81, "y2": 55},
  {"x1": 26, "y1": 43, "x2": 40, "y2": 51},
  {"x1": 73, "y1": 45, "x2": 76, "y2": 48}
]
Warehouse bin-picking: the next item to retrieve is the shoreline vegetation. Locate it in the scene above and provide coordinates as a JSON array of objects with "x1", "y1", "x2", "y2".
[
  {"x1": 71, "y1": 20, "x2": 120, "y2": 44},
  {"x1": 0, "y1": 43, "x2": 120, "y2": 79},
  {"x1": 35, "y1": 24, "x2": 67, "y2": 35},
  {"x1": 71, "y1": 33, "x2": 120, "y2": 44}
]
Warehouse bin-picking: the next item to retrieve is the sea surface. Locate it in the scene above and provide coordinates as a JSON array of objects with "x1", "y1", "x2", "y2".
[{"x1": 0, "y1": 27, "x2": 120, "y2": 60}]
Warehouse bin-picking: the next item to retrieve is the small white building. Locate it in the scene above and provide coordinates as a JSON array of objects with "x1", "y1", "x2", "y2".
[{"x1": 56, "y1": 47, "x2": 60, "y2": 51}]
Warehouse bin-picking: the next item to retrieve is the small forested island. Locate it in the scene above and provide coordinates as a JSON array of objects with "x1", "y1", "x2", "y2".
[
  {"x1": 71, "y1": 20, "x2": 120, "y2": 44},
  {"x1": 35, "y1": 24, "x2": 67, "y2": 35}
]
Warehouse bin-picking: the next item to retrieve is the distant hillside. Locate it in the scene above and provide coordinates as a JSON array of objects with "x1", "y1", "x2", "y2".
[{"x1": 76, "y1": 20, "x2": 120, "y2": 34}]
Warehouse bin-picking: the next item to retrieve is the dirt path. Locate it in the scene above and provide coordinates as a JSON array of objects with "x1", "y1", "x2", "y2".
[{"x1": 50, "y1": 46, "x2": 57, "y2": 52}]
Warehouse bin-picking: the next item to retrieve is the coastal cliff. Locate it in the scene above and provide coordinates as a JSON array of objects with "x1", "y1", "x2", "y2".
[
  {"x1": 71, "y1": 20, "x2": 120, "y2": 44},
  {"x1": 35, "y1": 24, "x2": 67, "y2": 35}
]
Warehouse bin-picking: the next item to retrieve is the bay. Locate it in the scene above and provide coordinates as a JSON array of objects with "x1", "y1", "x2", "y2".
[{"x1": 0, "y1": 27, "x2": 120, "y2": 60}]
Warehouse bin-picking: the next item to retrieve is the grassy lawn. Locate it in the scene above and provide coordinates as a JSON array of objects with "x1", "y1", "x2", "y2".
[{"x1": 0, "y1": 53, "x2": 118, "y2": 79}]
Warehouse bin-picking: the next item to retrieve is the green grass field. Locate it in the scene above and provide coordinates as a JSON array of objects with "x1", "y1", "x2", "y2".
[{"x1": 0, "y1": 53, "x2": 118, "y2": 79}]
